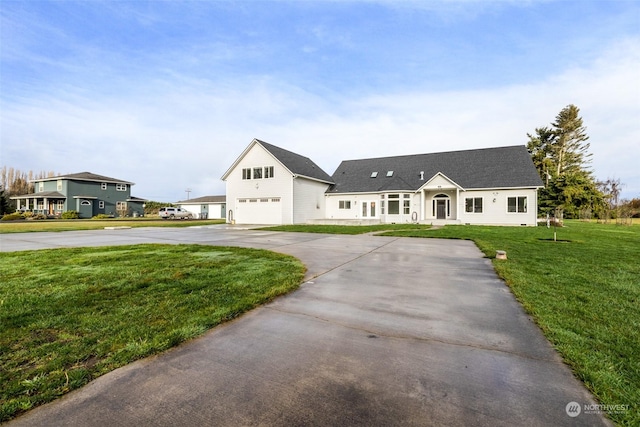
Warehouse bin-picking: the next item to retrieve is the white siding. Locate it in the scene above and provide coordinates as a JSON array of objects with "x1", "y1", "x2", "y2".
[
  {"x1": 293, "y1": 178, "x2": 330, "y2": 223},
  {"x1": 225, "y1": 144, "x2": 293, "y2": 224},
  {"x1": 425, "y1": 174, "x2": 458, "y2": 188},
  {"x1": 177, "y1": 202, "x2": 226, "y2": 219},
  {"x1": 325, "y1": 193, "x2": 376, "y2": 220},
  {"x1": 457, "y1": 188, "x2": 538, "y2": 226},
  {"x1": 325, "y1": 192, "x2": 421, "y2": 223}
]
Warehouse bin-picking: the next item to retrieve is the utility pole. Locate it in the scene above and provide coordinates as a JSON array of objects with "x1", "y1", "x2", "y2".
[{"x1": 185, "y1": 188, "x2": 191, "y2": 200}]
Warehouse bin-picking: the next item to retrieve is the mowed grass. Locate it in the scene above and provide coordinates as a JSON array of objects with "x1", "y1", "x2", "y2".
[
  {"x1": 378, "y1": 221, "x2": 639, "y2": 426},
  {"x1": 261, "y1": 223, "x2": 432, "y2": 234},
  {"x1": 0, "y1": 244, "x2": 305, "y2": 422},
  {"x1": 0, "y1": 218, "x2": 225, "y2": 233}
]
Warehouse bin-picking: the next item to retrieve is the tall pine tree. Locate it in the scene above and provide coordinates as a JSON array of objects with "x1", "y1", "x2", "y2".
[{"x1": 527, "y1": 105, "x2": 602, "y2": 218}]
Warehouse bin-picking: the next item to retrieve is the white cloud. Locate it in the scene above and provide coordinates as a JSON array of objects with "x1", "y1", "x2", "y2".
[{"x1": 2, "y1": 36, "x2": 638, "y2": 201}]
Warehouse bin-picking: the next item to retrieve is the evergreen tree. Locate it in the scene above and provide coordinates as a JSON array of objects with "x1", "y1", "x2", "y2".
[
  {"x1": 527, "y1": 105, "x2": 602, "y2": 218},
  {"x1": 0, "y1": 190, "x2": 10, "y2": 215}
]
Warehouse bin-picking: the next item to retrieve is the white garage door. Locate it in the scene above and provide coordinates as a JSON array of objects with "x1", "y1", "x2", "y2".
[{"x1": 236, "y1": 197, "x2": 282, "y2": 224}]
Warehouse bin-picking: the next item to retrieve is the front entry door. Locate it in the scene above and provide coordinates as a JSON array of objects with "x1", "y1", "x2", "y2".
[{"x1": 437, "y1": 200, "x2": 447, "y2": 219}]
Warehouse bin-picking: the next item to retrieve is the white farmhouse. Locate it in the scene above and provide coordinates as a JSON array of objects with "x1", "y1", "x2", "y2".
[{"x1": 223, "y1": 139, "x2": 544, "y2": 226}]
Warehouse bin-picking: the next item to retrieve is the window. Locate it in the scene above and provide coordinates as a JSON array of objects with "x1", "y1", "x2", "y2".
[
  {"x1": 264, "y1": 166, "x2": 274, "y2": 178},
  {"x1": 239, "y1": 199, "x2": 247, "y2": 203},
  {"x1": 387, "y1": 194, "x2": 400, "y2": 214},
  {"x1": 249, "y1": 199, "x2": 257, "y2": 203},
  {"x1": 101, "y1": 182, "x2": 107, "y2": 190},
  {"x1": 465, "y1": 197, "x2": 483, "y2": 213},
  {"x1": 81, "y1": 200, "x2": 91, "y2": 206},
  {"x1": 99, "y1": 201, "x2": 105, "y2": 209},
  {"x1": 116, "y1": 184, "x2": 127, "y2": 191},
  {"x1": 508, "y1": 196, "x2": 527, "y2": 213},
  {"x1": 253, "y1": 167, "x2": 263, "y2": 179},
  {"x1": 386, "y1": 171, "x2": 394, "y2": 177},
  {"x1": 38, "y1": 182, "x2": 44, "y2": 192},
  {"x1": 260, "y1": 198, "x2": 269, "y2": 202},
  {"x1": 116, "y1": 201, "x2": 126, "y2": 210},
  {"x1": 57, "y1": 180, "x2": 62, "y2": 191},
  {"x1": 57, "y1": 201, "x2": 64, "y2": 210},
  {"x1": 339, "y1": 200, "x2": 351, "y2": 209},
  {"x1": 403, "y1": 199, "x2": 410, "y2": 215},
  {"x1": 242, "y1": 168, "x2": 252, "y2": 180},
  {"x1": 271, "y1": 198, "x2": 281, "y2": 202},
  {"x1": 370, "y1": 172, "x2": 378, "y2": 178}
]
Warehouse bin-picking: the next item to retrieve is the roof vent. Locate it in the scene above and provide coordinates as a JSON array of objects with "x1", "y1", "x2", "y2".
[
  {"x1": 386, "y1": 171, "x2": 394, "y2": 177},
  {"x1": 370, "y1": 172, "x2": 378, "y2": 178},
  {"x1": 420, "y1": 171, "x2": 424, "y2": 180}
]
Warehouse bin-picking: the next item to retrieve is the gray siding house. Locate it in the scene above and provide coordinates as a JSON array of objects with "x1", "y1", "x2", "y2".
[{"x1": 11, "y1": 172, "x2": 146, "y2": 218}]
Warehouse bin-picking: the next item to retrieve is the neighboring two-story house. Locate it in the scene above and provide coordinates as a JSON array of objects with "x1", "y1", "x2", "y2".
[{"x1": 11, "y1": 172, "x2": 146, "y2": 218}]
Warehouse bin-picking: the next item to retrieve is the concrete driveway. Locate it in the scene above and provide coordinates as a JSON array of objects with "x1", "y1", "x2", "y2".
[{"x1": 2, "y1": 226, "x2": 609, "y2": 426}]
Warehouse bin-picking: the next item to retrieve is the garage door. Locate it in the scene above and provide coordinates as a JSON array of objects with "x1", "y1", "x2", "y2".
[{"x1": 236, "y1": 197, "x2": 282, "y2": 224}]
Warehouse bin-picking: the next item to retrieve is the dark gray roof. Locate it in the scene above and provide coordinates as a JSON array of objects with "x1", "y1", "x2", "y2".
[
  {"x1": 10, "y1": 191, "x2": 66, "y2": 199},
  {"x1": 257, "y1": 140, "x2": 334, "y2": 183},
  {"x1": 33, "y1": 172, "x2": 134, "y2": 185},
  {"x1": 177, "y1": 195, "x2": 226, "y2": 204},
  {"x1": 327, "y1": 145, "x2": 543, "y2": 193}
]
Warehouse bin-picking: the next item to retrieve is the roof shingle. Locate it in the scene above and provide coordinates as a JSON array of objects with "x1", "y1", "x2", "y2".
[
  {"x1": 327, "y1": 145, "x2": 543, "y2": 193},
  {"x1": 257, "y1": 140, "x2": 334, "y2": 183}
]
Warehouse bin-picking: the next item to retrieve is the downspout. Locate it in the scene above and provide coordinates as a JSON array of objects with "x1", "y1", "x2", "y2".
[{"x1": 291, "y1": 175, "x2": 295, "y2": 225}]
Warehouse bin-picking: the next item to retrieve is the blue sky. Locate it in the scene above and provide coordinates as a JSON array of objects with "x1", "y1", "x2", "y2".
[{"x1": 1, "y1": 0, "x2": 639, "y2": 201}]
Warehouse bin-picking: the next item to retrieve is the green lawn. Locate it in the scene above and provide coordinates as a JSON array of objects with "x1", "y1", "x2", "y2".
[
  {"x1": 378, "y1": 221, "x2": 639, "y2": 426},
  {"x1": 261, "y1": 223, "x2": 432, "y2": 234},
  {"x1": 0, "y1": 218, "x2": 225, "y2": 233},
  {"x1": 0, "y1": 244, "x2": 305, "y2": 422}
]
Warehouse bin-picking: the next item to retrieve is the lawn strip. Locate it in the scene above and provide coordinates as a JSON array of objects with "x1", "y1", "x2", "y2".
[{"x1": 0, "y1": 218, "x2": 225, "y2": 233}]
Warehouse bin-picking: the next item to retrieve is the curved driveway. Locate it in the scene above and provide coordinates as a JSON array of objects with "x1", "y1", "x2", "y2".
[{"x1": 2, "y1": 226, "x2": 609, "y2": 426}]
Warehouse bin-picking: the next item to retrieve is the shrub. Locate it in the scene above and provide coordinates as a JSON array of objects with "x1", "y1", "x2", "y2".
[
  {"x1": 60, "y1": 211, "x2": 80, "y2": 219},
  {"x1": 1, "y1": 212, "x2": 24, "y2": 221},
  {"x1": 92, "y1": 214, "x2": 114, "y2": 219},
  {"x1": 27, "y1": 213, "x2": 47, "y2": 220}
]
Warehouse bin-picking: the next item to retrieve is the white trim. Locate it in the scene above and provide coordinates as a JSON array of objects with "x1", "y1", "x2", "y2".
[{"x1": 418, "y1": 172, "x2": 464, "y2": 191}]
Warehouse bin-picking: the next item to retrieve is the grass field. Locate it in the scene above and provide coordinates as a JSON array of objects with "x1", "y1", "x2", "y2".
[
  {"x1": 0, "y1": 244, "x2": 305, "y2": 422},
  {"x1": 0, "y1": 218, "x2": 225, "y2": 233},
  {"x1": 261, "y1": 223, "x2": 432, "y2": 234}
]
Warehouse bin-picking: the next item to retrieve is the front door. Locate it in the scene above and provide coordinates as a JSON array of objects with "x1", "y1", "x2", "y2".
[{"x1": 437, "y1": 200, "x2": 447, "y2": 219}]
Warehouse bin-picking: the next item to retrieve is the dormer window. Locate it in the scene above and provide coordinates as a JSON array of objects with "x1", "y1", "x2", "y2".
[
  {"x1": 386, "y1": 171, "x2": 394, "y2": 177},
  {"x1": 370, "y1": 172, "x2": 378, "y2": 178}
]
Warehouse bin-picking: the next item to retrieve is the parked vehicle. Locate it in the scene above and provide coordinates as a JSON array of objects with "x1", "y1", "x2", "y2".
[{"x1": 158, "y1": 207, "x2": 193, "y2": 220}]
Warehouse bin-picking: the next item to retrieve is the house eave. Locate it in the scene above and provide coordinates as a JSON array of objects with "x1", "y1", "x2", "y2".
[
  {"x1": 461, "y1": 185, "x2": 544, "y2": 191},
  {"x1": 293, "y1": 174, "x2": 334, "y2": 185}
]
